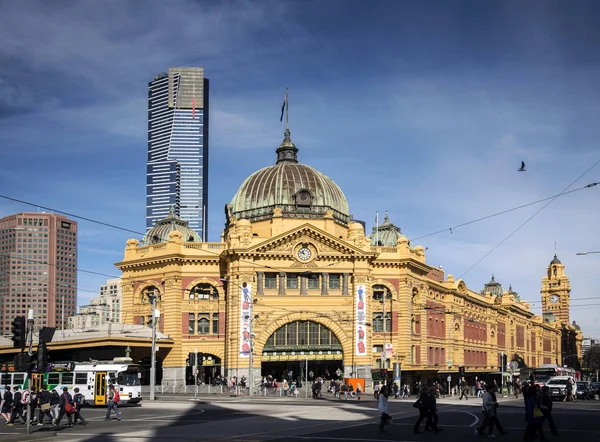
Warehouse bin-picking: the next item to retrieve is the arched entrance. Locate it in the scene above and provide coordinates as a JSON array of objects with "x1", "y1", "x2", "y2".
[{"x1": 261, "y1": 320, "x2": 344, "y2": 383}]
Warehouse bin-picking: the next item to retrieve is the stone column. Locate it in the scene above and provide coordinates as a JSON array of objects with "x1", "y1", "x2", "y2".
[
  {"x1": 256, "y1": 272, "x2": 264, "y2": 295},
  {"x1": 321, "y1": 273, "x2": 328, "y2": 295},
  {"x1": 300, "y1": 274, "x2": 307, "y2": 295},
  {"x1": 342, "y1": 273, "x2": 349, "y2": 296},
  {"x1": 278, "y1": 272, "x2": 286, "y2": 296}
]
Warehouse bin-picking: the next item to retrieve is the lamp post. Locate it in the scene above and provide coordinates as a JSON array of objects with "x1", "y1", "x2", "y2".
[{"x1": 576, "y1": 251, "x2": 600, "y2": 255}]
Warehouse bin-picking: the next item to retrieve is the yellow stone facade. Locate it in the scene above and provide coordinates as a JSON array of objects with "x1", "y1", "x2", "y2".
[{"x1": 115, "y1": 131, "x2": 580, "y2": 387}]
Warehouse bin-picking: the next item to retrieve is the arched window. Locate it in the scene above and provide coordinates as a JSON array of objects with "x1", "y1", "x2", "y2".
[
  {"x1": 141, "y1": 286, "x2": 161, "y2": 304},
  {"x1": 372, "y1": 284, "x2": 392, "y2": 301},
  {"x1": 264, "y1": 321, "x2": 341, "y2": 349},
  {"x1": 189, "y1": 283, "x2": 218, "y2": 301}
]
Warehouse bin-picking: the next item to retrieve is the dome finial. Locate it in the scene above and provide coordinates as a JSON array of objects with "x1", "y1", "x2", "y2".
[{"x1": 276, "y1": 88, "x2": 299, "y2": 164}]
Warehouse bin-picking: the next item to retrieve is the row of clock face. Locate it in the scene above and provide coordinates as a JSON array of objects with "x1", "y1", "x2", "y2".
[{"x1": 548, "y1": 295, "x2": 560, "y2": 303}]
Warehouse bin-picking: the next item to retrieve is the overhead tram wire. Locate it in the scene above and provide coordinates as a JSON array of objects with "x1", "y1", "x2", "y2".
[
  {"x1": 457, "y1": 158, "x2": 600, "y2": 280},
  {"x1": 408, "y1": 181, "x2": 599, "y2": 242},
  {"x1": 0, "y1": 254, "x2": 120, "y2": 279},
  {"x1": 1, "y1": 182, "x2": 598, "y2": 280}
]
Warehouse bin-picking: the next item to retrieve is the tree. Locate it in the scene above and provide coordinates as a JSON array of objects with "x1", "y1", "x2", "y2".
[
  {"x1": 583, "y1": 344, "x2": 600, "y2": 371},
  {"x1": 511, "y1": 353, "x2": 528, "y2": 368}
]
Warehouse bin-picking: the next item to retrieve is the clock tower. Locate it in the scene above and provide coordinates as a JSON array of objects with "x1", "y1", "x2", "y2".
[{"x1": 540, "y1": 254, "x2": 571, "y2": 324}]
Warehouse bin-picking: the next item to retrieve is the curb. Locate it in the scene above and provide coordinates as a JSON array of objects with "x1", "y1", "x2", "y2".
[{"x1": 0, "y1": 431, "x2": 57, "y2": 442}]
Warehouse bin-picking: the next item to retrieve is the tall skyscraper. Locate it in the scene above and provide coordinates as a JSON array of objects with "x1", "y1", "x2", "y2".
[
  {"x1": 146, "y1": 67, "x2": 209, "y2": 240},
  {"x1": 0, "y1": 213, "x2": 77, "y2": 334}
]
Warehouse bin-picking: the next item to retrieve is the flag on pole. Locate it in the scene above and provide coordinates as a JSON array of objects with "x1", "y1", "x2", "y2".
[{"x1": 280, "y1": 95, "x2": 287, "y2": 122}]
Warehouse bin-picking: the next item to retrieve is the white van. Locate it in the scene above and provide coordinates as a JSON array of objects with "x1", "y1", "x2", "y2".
[{"x1": 545, "y1": 376, "x2": 575, "y2": 401}]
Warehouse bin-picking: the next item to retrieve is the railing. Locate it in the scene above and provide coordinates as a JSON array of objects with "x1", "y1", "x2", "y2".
[{"x1": 142, "y1": 384, "x2": 307, "y2": 397}]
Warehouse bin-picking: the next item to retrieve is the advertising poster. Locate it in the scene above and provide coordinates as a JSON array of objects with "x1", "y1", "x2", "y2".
[
  {"x1": 239, "y1": 283, "x2": 252, "y2": 358},
  {"x1": 355, "y1": 284, "x2": 367, "y2": 356}
]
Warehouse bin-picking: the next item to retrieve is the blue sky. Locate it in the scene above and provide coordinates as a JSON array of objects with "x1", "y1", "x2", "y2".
[{"x1": 1, "y1": 0, "x2": 599, "y2": 337}]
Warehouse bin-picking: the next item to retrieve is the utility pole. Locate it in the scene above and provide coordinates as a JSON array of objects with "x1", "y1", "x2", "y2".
[
  {"x1": 382, "y1": 293, "x2": 386, "y2": 384},
  {"x1": 26, "y1": 309, "x2": 34, "y2": 435},
  {"x1": 194, "y1": 347, "x2": 198, "y2": 402},
  {"x1": 149, "y1": 294, "x2": 157, "y2": 401},
  {"x1": 249, "y1": 316, "x2": 254, "y2": 396}
]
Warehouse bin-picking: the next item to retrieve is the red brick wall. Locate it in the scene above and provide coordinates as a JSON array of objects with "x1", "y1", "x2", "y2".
[
  {"x1": 426, "y1": 302, "x2": 446, "y2": 338},
  {"x1": 465, "y1": 320, "x2": 487, "y2": 342},
  {"x1": 416, "y1": 345, "x2": 422, "y2": 363},
  {"x1": 543, "y1": 338, "x2": 551, "y2": 352},
  {"x1": 415, "y1": 315, "x2": 422, "y2": 334},
  {"x1": 531, "y1": 332, "x2": 536, "y2": 352},
  {"x1": 182, "y1": 313, "x2": 190, "y2": 335}
]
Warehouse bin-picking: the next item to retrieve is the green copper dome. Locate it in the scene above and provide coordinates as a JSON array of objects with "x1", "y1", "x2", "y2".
[
  {"x1": 229, "y1": 129, "x2": 350, "y2": 226},
  {"x1": 142, "y1": 207, "x2": 202, "y2": 245}
]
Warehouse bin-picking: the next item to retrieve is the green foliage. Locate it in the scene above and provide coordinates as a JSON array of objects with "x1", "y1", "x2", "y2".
[{"x1": 583, "y1": 344, "x2": 600, "y2": 370}]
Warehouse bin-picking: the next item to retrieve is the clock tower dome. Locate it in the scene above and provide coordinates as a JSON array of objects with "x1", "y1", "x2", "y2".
[{"x1": 540, "y1": 254, "x2": 571, "y2": 324}]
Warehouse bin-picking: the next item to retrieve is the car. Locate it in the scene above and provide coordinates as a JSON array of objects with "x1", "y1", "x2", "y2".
[
  {"x1": 546, "y1": 376, "x2": 575, "y2": 401},
  {"x1": 590, "y1": 382, "x2": 600, "y2": 399},
  {"x1": 575, "y1": 381, "x2": 597, "y2": 400}
]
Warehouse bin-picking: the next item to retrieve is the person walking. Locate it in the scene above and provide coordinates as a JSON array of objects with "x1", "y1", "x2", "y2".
[
  {"x1": 378, "y1": 385, "x2": 392, "y2": 430},
  {"x1": 475, "y1": 384, "x2": 506, "y2": 437},
  {"x1": 356, "y1": 382, "x2": 362, "y2": 400},
  {"x1": 37, "y1": 385, "x2": 53, "y2": 425},
  {"x1": 8, "y1": 386, "x2": 25, "y2": 425},
  {"x1": 413, "y1": 386, "x2": 430, "y2": 433},
  {"x1": 425, "y1": 386, "x2": 442, "y2": 433},
  {"x1": 53, "y1": 387, "x2": 74, "y2": 427},
  {"x1": 72, "y1": 388, "x2": 87, "y2": 426},
  {"x1": 539, "y1": 386, "x2": 558, "y2": 436},
  {"x1": 460, "y1": 379, "x2": 469, "y2": 400},
  {"x1": 524, "y1": 385, "x2": 546, "y2": 441},
  {"x1": 105, "y1": 384, "x2": 121, "y2": 421},
  {"x1": 49, "y1": 389, "x2": 60, "y2": 421},
  {"x1": 1, "y1": 385, "x2": 13, "y2": 423}
]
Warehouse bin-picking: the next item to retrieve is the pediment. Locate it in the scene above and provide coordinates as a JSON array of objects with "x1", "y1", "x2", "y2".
[{"x1": 248, "y1": 224, "x2": 370, "y2": 257}]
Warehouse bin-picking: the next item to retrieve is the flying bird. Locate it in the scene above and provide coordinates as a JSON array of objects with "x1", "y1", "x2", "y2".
[{"x1": 518, "y1": 161, "x2": 526, "y2": 172}]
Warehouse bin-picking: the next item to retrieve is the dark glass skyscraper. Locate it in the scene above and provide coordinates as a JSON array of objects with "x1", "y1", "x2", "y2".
[{"x1": 146, "y1": 67, "x2": 209, "y2": 239}]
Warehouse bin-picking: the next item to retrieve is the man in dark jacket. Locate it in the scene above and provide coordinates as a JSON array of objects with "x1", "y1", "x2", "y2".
[
  {"x1": 53, "y1": 387, "x2": 74, "y2": 427},
  {"x1": 37, "y1": 385, "x2": 52, "y2": 425},
  {"x1": 72, "y1": 388, "x2": 87, "y2": 425},
  {"x1": 1, "y1": 386, "x2": 13, "y2": 423},
  {"x1": 8, "y1": 386, "x2": 25, "y2": 425}
]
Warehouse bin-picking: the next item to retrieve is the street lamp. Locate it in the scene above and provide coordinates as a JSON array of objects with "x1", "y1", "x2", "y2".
[{"x1": 576, "y1": 251, "x2": 600, "y2": 255}]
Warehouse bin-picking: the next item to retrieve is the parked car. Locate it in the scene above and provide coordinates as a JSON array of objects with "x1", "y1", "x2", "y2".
[
  {"x1": 575, "y1": 381, "x2": 597, "y2": 400},
  {"x1": 590, "y1": 382, "x2": 600, "y2": 399}
]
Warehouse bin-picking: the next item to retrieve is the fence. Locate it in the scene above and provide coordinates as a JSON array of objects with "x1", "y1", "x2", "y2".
[{"x1": 142, "y1": 383, "x2": 309, "y2": 397}]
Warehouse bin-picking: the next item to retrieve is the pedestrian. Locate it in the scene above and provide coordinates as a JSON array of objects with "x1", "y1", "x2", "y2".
[
  {"x1": 413, "y1": 386, "x2": 429, "y2": 433},
  {"x1": 105, "y1": 384, "x2": 122, "y2": 421},
  {"x1": 1, "y1": 385, "x2": 13, "y2": 423},
  {"x1": 72, "y1": 388, "x2": 87, "y2": 426},
  {"x1": 489, "y1": 384, "x2": 507, "y2": 435},
  {"x1": 459, "y1": 379, "x2": 469, "y2": 400},
  {"x1": 53, "y1": 387, "x2": 74, "y2": 427},
  {"x1": 8, "y1": 386, "x2": 25, "y2": 426},
  {"x1": 475, "y1": 384, "x2": 506, "y2": 437},
  {"x1": 356, "y1": 382, "x2": 362, "y2": 400},
  {"x1": 378, "y1": 385, "x2": 392, "y2": 430},
  {"x1": 28, "y1": 387, "x2": 38, "y2": 424},
  {"x1": 49, "y1": 389, "x2": 60, "y2": 421},
  {"x1": 374, "y1": 382, "x2": 380, "y2": 399},
  {"x1": 37, "y1": 385, "x2": 53, "y2": 425},
  {"x1": 425, "y1": 386, "x2": 442, "y2": 433},
  {"x1": 539, "y1": 386, "x2": 557, "y2": 436},
  {"x1": 523, "y1": 385, "x2": 546, "y2": 441}
]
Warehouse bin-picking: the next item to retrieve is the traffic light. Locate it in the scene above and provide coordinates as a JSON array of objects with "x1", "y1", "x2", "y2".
[
  {"x1": 36, "y1": 342, "x2": 49, "y2": 372},
  {"x1": 14, "y1": 352, "x2": 32, "y2": 372},
  {"x1": 502, "y1": 354, "x2": 508, "y2": 367},
  {"x1": 11, "y1": 316, "x2": 26, "y2": 350},
  {"x1": 381, "y1": 369, "x2": 388, "y2": 378}
]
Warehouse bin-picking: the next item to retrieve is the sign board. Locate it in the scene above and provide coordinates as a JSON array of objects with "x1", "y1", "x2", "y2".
[
  {"x1": 510, "y1": 361, "x2": 519, "y2": 370},
  {"x1": 380, "y1": 352, "x2": 387, "y2": 361},
  {"x1": 384, "y1": 343, "x2": 393, "y2": 358},
  {"x1": 447, "y1": 375, "x2": 452, "y2": 382},
  {"x1": 21, "y1": 390, "x2": 30, "y2": 404},
  {"x1": 446, "y1": 360, "x2": 453, "y2": 366}
]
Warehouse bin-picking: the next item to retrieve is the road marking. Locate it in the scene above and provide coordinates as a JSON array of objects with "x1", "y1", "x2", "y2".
[{"x1": 463, "y1": 410, "x2": 480, "y2": 427}]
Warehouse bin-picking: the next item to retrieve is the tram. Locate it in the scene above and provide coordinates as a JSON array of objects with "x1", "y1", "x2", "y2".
[{"x1": 0, "y1": 357, "x2": 142, "y2": 406}]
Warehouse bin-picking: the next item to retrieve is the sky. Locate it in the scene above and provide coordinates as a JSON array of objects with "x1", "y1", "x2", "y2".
[{"x1": 0, "y1": 0, "x2": 599, "y2": 337}]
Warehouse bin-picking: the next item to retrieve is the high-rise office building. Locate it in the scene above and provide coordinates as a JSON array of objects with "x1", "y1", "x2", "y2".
[
  {"x1": 0, "y1": 213, "x2": 77, "y2": 334},
  {"x1": 146, "y1": 67, "x2": 209, "y2": 240}
]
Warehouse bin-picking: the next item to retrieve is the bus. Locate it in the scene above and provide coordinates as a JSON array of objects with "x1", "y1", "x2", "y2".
[
  {"x1": 0, "y1": 357, "x2": 142, "y2": 406},
  {"x1": 521, "y1": 364, "x2": 579, "y2": 386}
]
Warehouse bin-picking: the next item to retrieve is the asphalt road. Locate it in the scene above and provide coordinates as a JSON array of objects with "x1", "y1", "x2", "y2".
[{"x1": 1, "y1": 395, "x2": 599, "y2": 441}]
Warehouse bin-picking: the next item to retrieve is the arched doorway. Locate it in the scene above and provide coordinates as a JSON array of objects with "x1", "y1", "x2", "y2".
[{"x1": 261, "y1": 320, "x2": 344, "y2": 383}]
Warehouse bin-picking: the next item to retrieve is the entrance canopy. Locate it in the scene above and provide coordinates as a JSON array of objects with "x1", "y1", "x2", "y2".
[{"x1": 262, "y1": 320, "x2": 342, "y2": 362}]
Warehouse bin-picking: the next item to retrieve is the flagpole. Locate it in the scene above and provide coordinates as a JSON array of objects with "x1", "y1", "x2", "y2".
[
  {"x1": 285, "y1": 86, "x2": 289, "y2": 131},
  {"x1": 376, "y1": 211, "x2": 379, "y2": 246}
]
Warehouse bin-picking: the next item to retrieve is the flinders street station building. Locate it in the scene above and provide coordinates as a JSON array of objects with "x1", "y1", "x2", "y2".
[{"x1": 116, "y1": 128, "x2": 582, "y2": 388}]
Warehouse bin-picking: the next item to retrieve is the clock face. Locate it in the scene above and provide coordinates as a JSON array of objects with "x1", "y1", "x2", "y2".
[
  {"x1": 549, "y1": 295, "x2": 559, "y2": 304},
  {"x1": 297, "y1": 247, "x2": 312, "y2": 261}
]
